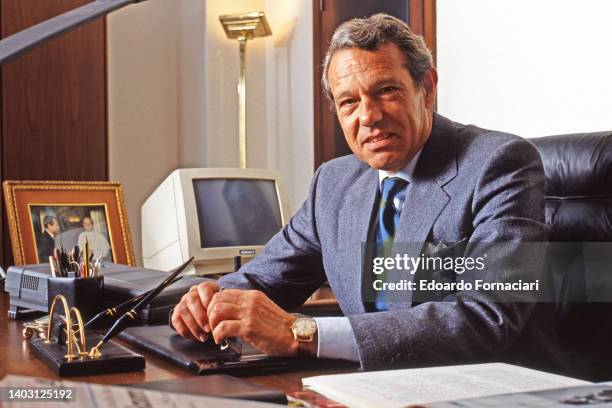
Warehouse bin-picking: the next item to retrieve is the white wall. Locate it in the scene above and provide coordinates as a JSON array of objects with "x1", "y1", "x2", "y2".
[
  {"x1": 264, "y1": 0, "x2": 314, "y2": 212},
  {"x1": 177, "y1": 0, "x2": 208, "y2": 168},
  {"x1": 437, "y1": 0, "x2": 612, "y2": 138},
  {"x1": 108, "y1": 0, "x2": 314, "y2": 265},
  {"x1": 107, "y1": 0, "x2": 180, "y2": 265}
]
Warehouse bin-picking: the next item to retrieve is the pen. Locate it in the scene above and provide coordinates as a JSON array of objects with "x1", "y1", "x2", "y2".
[
  {"x1": 53, "y1": 248, "x2": 62, "y2": 277},
  {"x1": 49, "y1": 256, "x2": 57, "y2": 277},
  {"x1": 89, "y1": 257, "x2": 194, "y2": 356},
  {"x1": 72, "y1": 245, "x2": 80, "y2": 263},
  {"x1": 218, "y1": 286, "x2": 230, "y2": 350},
  {"x1": 92, "y1": 255, "x2": 103, "y2": 277},
  {"x1": 216, "y1": 286, "x2": 241, "y2": 354},
  {"x1": 84, "y1": 238, "x2": 90, "y2": 278},
  {"x1": 62, "y1": 248, "x2": 70, "y2": 276},
  {"x1": 216, "y1": 276, "x2": 262, "y2": 354}
]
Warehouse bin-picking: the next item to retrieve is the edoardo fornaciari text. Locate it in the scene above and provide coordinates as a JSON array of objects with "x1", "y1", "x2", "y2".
[{"x1": 372, "y1": 279, "x2": 540, "y2": 292}]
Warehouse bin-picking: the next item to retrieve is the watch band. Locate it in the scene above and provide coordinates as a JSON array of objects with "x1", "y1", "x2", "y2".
[{"x1": 297, "y1": 340, "x2": 313, "y2": 357}]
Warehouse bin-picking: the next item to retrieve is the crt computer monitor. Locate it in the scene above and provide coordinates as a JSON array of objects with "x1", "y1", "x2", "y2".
[{"x1": 141, "y1": 168, "x2": 290, "y2": 275}]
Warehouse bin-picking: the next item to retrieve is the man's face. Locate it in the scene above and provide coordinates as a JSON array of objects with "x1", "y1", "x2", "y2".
[
  {"x1": 82, "y1": 217, "x2": 93, "y2": 232},
  {"x1": 47, "y1": 220, "x2": 60, "y2": 235},
  {"x1": 328, "y1": 43, "x2": 437, "y2": 172}
]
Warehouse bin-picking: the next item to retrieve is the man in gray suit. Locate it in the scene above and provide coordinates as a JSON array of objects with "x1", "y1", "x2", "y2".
[{"x1": 172, "y1": 14, "x2": 562, "y2": 371}]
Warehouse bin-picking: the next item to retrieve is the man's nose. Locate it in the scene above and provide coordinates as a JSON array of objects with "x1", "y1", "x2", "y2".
[{"x1": 359, "y1": 97, "x2": 383, "y2": 127}]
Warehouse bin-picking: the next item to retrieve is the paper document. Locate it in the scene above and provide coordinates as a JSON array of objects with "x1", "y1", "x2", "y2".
[
  {"x1": 429, "y1": 382, "x2": 612, "y2": 407},
  {"x1": 0, "y1": 375, "x2": 279, "y2": 408},
  {"x1": 302, "y1": 363, "x2": 589, "y2": 408}
]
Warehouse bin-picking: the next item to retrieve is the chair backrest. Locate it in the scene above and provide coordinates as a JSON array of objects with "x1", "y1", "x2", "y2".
[
  {"x1": 530, "y1": 131, "x2": 612, "y2": 380},
  {"x1": 531, "y1": 132, "x2": 612, "y2": 241}
]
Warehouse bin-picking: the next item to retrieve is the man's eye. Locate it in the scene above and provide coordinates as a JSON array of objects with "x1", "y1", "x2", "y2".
[
  {"x1": 379, "y1": 86, "x2": 398, "y2": 94},
  {"x1": 340, "y1": 99, "x2": 356, "y2": 108}
]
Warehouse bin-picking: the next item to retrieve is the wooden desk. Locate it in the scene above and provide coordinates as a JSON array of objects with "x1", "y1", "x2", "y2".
[{"x1": 0, "y1": 290, "x2": 352, "y2": 394}]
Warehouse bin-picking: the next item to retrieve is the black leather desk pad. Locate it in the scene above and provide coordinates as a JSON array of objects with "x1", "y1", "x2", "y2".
[{"x1": 119, "y1": 325, "x2": 356, "y2": 376}]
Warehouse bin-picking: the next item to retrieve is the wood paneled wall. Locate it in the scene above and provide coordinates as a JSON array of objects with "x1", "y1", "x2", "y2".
[{"x1": 0, "y1": 0, "x2": 107, "y2": 267}]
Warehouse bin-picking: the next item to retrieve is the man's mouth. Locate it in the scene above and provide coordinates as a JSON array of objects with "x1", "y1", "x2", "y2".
[{"x1": 363, "y1": 133, "x2": 395, "y2": 149}]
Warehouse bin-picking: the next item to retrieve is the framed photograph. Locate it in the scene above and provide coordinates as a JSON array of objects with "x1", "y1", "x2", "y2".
[{"x1": 3, "y1": 181, "x2": 135, "y2": 266}]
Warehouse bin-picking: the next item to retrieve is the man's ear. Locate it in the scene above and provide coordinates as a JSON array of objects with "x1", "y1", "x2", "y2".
[{"x1": 422, "y1": 67, "x2": 438, "y2": 110}]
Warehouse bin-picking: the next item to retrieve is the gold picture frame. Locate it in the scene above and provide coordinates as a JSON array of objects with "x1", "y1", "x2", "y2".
[{"x1": 3, "y1": 181, "x2": 135, "y2": 266}]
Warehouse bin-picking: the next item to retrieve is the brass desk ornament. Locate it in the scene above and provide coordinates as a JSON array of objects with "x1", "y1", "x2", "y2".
[
  {"x1": 27, "y1": 294, "x2": 145, "y2": 376},
  {"x1": 45, "y1": 294, "x2": 86, "y2": 360},
  {"x1": 22, "y1": 315, "x2": 50, "y2": 340},
  {"x1": 26, "y1": 258, "x2": 192, "y2": 376}
]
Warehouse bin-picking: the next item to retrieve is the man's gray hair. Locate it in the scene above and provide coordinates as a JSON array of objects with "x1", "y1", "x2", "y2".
[{"x1": 322, "y1": 13, "x2": 433, "y2": 108}]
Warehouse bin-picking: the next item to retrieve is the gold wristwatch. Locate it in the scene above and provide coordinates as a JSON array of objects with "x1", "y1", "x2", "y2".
[{"x1": 291, "y1": 317, "x2": 317, "y2": 356}]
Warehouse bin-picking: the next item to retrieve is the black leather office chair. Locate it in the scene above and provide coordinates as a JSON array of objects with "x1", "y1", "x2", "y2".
[{"x1": 531, "y1": 131, "x2": 612, "y2": 381}]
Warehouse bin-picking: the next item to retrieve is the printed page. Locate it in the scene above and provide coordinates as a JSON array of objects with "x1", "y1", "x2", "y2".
[
  {"x1": 428, "y1": 382, "x2": 612, "y2": 407},
  {"x1": 0, "y1": 375, "x2": 278, "y2": 408},
  {"x1": 302, "y1": 363, "x2": 590, "y2": 408}
]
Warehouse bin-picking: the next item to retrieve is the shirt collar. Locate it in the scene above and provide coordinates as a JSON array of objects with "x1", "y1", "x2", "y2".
[{"x1": 377, "y1": 148, "x2": 423, "y2": 189}]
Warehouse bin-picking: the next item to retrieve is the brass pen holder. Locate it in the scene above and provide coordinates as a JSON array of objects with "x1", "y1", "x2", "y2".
[
  {"x1": 46, "y1": 294, "x2": 92, "y2": 360},
  {"x1": 27, "y1": 294, "x2": 145, "y2": 376}
]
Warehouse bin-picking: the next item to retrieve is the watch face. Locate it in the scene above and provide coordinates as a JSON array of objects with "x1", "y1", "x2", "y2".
[{"x1": 294, "y1": 318, "x2": 317, "y2": 336}]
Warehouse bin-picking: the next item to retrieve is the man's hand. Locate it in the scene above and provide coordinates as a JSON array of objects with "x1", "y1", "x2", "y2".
[
  {"x1": 171, "y1": 282, "x2": 220, "y2": 342},
  {"x1": 207, "y1": 289, "x2": 302, "y2": 357}
]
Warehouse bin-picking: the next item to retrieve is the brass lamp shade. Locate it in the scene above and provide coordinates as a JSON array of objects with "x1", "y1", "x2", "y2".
[{"x1": 219, "y1": 11, "x2": 272, "y2": 40}]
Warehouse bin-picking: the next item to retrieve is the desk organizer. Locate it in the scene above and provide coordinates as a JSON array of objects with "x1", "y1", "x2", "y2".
[
  {"x1": 47, "y1": 276, "x2": 104, "y2": 321},
  {"x1": 29, "y1": 294, "x2": 144, "y2": 377}
]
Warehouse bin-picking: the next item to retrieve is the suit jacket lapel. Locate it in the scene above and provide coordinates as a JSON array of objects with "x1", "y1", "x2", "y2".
[
  {"x1": 389, "y1": 113, "x2": 459, "y2": 309},
  {"x1": 342, "y1": 167, "x2": 378, "y2": 315}
]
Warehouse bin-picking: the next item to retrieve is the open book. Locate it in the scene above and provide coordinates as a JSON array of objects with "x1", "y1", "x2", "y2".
[{"x1": 302, "y1": 363, "x2": 589, "y2": 408}]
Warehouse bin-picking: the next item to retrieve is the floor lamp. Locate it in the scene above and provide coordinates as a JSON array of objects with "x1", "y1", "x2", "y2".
[{"x1": 219, "y1": 11, "x2": 272, "y2": 169}]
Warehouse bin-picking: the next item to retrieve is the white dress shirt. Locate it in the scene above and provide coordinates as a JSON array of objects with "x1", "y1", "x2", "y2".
[{"x1": 314, "y1": 149, "x2": 423, "y2": 361}]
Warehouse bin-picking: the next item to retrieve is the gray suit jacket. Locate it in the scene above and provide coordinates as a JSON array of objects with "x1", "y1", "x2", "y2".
[{"x1": 219, "y1": 113, "x2": 565, "y2": 372}]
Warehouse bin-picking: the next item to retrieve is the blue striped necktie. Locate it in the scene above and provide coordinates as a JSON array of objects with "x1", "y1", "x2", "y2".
[{"x1": 375, "y1": 177, "x2": 408, "y2": 311}]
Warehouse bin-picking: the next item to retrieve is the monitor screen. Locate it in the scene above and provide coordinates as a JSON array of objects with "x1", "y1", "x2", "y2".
[{"x1": 192, "y1": 178, "x2": 283, "y2": 248}]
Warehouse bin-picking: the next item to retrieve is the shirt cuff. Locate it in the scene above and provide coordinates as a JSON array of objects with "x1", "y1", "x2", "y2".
[{"x1": 314, "y1": 317, "x2": 360, "y2": 362}]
